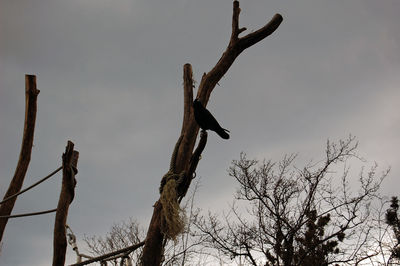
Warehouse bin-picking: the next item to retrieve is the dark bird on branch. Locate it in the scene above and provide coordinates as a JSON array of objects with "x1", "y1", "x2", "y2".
[{"x1": 193, "y1": 99, "x2": 230, "y2": 139}]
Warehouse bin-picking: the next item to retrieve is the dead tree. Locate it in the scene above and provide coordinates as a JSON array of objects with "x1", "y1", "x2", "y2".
[
  {"x1": 0, "y1": 75, "x2": 40, "y2": 242},
  {"x1": 193, "y1": 137, "x2": 388, "y2": 265},
  {"x1": 140, "y1": 2, "x2": 283, "y2": 265}
]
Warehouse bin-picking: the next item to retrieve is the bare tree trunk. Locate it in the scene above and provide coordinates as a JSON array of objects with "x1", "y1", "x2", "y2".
[
  {"x1": 52, "y1": 141, "x2": 79, "y2": 266},
  {"x1": 0, "y1": 75, "x2": 40, "y2": 242},
  {"x1": 140, "y1": 2, "x2": 282, "y2": 265}
]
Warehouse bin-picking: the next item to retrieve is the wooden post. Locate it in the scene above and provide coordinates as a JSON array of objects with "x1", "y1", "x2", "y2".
[
  {"x1": 0, "y1": 75, "x2": 40, "y2": 242},
  {"x1": 53, "y1": 141, "x2": 79, "y2": 266}
]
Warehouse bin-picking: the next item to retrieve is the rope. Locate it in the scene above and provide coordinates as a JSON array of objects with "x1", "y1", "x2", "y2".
[
  {"x1": 0, "y1": 166, "x2": 62, "y2": 205},
  {"x1": 160, "y1": 179, "x2": 184, "y2": 241},
  {"x1": 0, "y1": 208, "x2": 57, "y2": 218},
  {"x1": 66, "y1": 224, "x2": 94, "y2": 260}
]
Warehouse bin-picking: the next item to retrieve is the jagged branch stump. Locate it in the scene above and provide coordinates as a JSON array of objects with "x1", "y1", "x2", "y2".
[{"x1": 53, "y1": 141, "x2": 79, "y2": 266}]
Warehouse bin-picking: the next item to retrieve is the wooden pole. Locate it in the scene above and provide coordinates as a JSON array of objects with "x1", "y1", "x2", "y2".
[
  {"x1": 0, "y1": 75, "x2": 40, "y2": 242},
  {"x1": 53, "y1": 141, "x2": 79, "y2": 266}
]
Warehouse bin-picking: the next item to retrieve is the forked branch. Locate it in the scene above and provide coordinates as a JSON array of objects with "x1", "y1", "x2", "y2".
[
  {"x1": 178, "y1": 1, "x2": 282, "y2": 172},
  {"x1": 196, "y1": 0, "x2": 282, "y2": 105}
]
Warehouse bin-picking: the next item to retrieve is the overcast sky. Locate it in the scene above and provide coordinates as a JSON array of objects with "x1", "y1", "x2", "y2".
[{"x1": 1, "y1": 0, "x2": 399, "y2": 265}]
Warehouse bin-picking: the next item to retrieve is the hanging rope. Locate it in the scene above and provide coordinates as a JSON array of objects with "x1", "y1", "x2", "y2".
[
  {"x1": 66, "y1": 224, "x2": 93, "y2": 262},
  {"x1": 0, "y1": 208, "x2": 57, "y2": 218},
  {"x1": 0, "y1": 166, "x2": 62, "y2": 205}
]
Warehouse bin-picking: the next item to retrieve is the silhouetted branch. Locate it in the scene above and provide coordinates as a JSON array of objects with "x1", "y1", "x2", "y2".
[{"x1": 196, "y1": 1, "x2": 282, "y2": 105}]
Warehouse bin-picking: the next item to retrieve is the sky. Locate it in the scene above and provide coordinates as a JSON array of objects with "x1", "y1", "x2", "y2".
[{"x1": 0, "y1": 0, "x2": 399, "y2": 265}]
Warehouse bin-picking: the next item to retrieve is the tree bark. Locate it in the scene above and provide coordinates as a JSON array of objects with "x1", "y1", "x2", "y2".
[
  {"x1": 53, "y1": 141, "x2": 79, "y2": 266},
  {"x1": 0, "y1": 75, "x2": 40, "y2": 242},
  {"x1": 140, "y1": 2, "x2": 282, "y2": 265}
]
